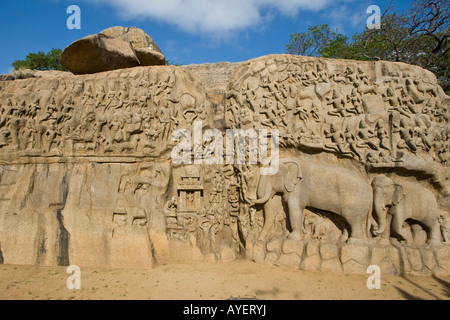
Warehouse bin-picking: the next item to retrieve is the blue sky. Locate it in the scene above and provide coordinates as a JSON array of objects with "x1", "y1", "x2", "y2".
[{"x1": 0, "y1": 0, "x2": 414, "y2": 74}]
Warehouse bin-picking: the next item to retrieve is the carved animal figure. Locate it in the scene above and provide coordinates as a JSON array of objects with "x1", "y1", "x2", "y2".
[
  {"x1": 249, "y1": 158, "x2": 372, "y2": 244},
  {"x1": 354, "y1": 80, "x2": 378, "y2": 95},
  {"x1": 415, "y1": 79, "x2": 437, "y2": 97},
  {"x1": 119, "y1": 135, "x2": 140, "y2": 153},
  {"x1": 371, "y1": 175, "x2": 441, "y2": 245}
]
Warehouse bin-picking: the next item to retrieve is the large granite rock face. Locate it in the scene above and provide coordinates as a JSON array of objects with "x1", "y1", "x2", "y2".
[
  {"x1": 60, "y1": 33, "x2": 141, "y2": 75},
  {"x1": 60, "y1": 27, "x2": 166, "y2": 74},
  {"x1": 100, "y1": 26, "x2": 162, "y2": 53},
  {"x1": 0, "y1": 54, "x2": 449, "y2": 274},
  {"x1": 100, "y1": 27, "x2": 166, "y2": 67}
]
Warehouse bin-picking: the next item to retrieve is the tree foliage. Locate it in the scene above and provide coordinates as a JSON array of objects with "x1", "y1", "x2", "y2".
[
  {"x1": 286, "y1": 0, "x2": 450, "y2": 93},
  {"x1": 12, "y1": 49, "x2": 67, "y2": 71}
]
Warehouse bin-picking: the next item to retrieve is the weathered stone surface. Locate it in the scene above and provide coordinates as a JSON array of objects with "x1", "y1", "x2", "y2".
[
  {"x1": 182, "y1": 62, "x2": 242, "y2": 96},
  {"x1": 301, "y1": 254, "x2": 321, "y2": 272},
  {"x1": 406, "y1": 247, "x2": 423, "y2": 271},
  {"x1": 319, "y1": 243, "x2": 339, "y2": 260},
  {"x1": 264, "y1": 252, "x2": 279, "y2": 265},
  {"x1": 420, "y1": 249, "x2": 436, "y2": 270},
  {"x1": 253, "y1": 241, "x2": 265, "y2": 264},
  {"x1": 100, "y1": 26, "x2": 162, "y2": 53},
  {"x1": 266, "y1": 238, "x2": 282, "y2": 253},
  {"x1": 434, "y1": 246, "x2": 450, "y2": 270},
  {"x1": 0, "y1": 53, "x2": 449, "y2": 276},
  {"x1": 101, "y1": 27, "x2": 166, "y2": 66},
  {"x1": 135, "y1": 48, "x2": 166, "y2": 66},
  {"x1": 340, "y1": 245, "x2": 369, "y2": 265},
  {"x1": 370, "y1": 246, "x2": 389, "y2": 266},
  {"x1": 305, "y1": 240, "x2": 319, "y2": 257},
  {"x1": 277, "y1": 252, "x2": 301, "y2": 268},
  {"x1": 342, "y1": 260, "x2": 367, "y2": 274},
  {"x1": 220, "y1": 247, "x2": 236, "y2": 262},
  {"x1": 281, "y1": 240, "x2": 304, "y2": 256},
  {"x1": 60, "y1": 33, "x2": 140, "y2": 75},
  {"x1": 388, "y1": 247, "x2": 412, "y2": 273},
  {"x1": 320, "y1": 258, "x2": 343, "y2": 273},
  {"x1": 60, "y1": 26, "x2": 166, "y2": 75}
]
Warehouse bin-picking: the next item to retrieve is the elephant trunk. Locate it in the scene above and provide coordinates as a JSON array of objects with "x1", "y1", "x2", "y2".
[
  {"x1": 248, "y1": 174, "x2": 272, "y2": 205},
  {"x1": 249, "y1": 188, "x2": 272, "y2": 205},
  {"x1": 373, "y1": 187, "x2": 387, "y2": 235}
]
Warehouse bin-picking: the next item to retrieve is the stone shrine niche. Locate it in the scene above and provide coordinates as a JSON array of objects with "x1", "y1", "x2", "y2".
[{"x1": 177, "y1": 166, "x2": 204, "y2": 213}]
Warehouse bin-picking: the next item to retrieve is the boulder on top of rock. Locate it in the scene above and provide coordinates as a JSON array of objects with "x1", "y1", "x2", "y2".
[
  {"x1": 135, "y1": 48, "x2": 166, "y2": 66},
  {"x1": 60, "y1": 33, "x2": 140, "y2": 75},
  {"x1": 100, "y1": 26, "x2": 162, "y2": 52},
  {"x1": 100, "y1": 26, "x2": 166, "y2": 67},
  {"x1": 60, "y1": 27, "x2": 166, "y2": 74}
]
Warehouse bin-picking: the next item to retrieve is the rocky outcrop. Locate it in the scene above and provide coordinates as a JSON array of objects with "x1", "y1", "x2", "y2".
[
  {"x1": 101, "y1": 26, "x2": 166, "y2": 67},
  {"x1": 60, "y1": 27, "x2": 166, "y2": 74},
  {"x1": 0, "y1": 69, "x2": 70, "y2": 81},
  {"x1": 100, "y1": 26, "x2": 163, "y2": 53},
  {"x1": 0, "y1": 54, "x2": 449, "y2": 275},
  {"x1": 60, "y1": 33, "x2": 141, "y2": 75}
]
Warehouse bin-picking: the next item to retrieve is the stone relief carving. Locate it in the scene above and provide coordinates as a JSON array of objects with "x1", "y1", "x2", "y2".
[
  {"x1": 0, "y1": 66, "x2": 211, "y2": 160},
  {"x1": 0, "y1": 55, "x2": 449, "y2": 275}
]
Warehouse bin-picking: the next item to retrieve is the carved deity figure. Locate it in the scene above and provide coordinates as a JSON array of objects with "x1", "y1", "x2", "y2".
[{"x1": 326, "y1": 90, "x2": 347, "y2": 117}]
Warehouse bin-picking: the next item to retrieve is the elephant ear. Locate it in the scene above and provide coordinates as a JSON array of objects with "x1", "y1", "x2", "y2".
[
  {"x1": 284, "y1": 162, "x2": 302, "y2": 193},
  {"x1": 392, "y1": 183, "x2": 405, "y2": 206}
]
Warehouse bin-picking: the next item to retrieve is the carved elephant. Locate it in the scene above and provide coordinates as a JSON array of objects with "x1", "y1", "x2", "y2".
[
  {"x1": 249, "y1": 158, "x2": 372, "y2": 243},
  {"x1": 371, "y1": 175, "x2": 442, "y2": 245}
]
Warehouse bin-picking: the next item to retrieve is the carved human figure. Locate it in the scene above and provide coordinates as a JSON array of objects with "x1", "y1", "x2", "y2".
[
  {"x1": 27, "y1": 98, "x2": 41, "y2": 118},
  {"x1": 326, "y1": 90, "x2": 347, "y2": 117},
  {"x1": 356, "y1": 67, "x2": 369, "y2": 85},
  {"x1": 393, "y1": 118, "x2": 417, "y2": 153},
  {"x1": 400, "y1": 89, "x2": 419, "y2": 114},
  {"x1": 44, "y1": 120, "x2": 61, "y2": 152},
  {"x1": 344, "y1": 127, "x2": 364, "y2": 162},
  {"x1": 81, "y1": 85, "x2": 94, "y2": 106},
  {"x1": 344, "y1": 66, "x2": 357, "y2": 83},
  {"x1": 316, "y1": 64, "x2": 329, "y2": 83},
  {"x1": 324, "y1": 123, "x2": 352, "y2": 156},
  {"x1": 107, "y1": 113, "x2": 124, "y2": 145},
  {"x1": 40, "y1": 97, "x2": 58, "y2": 123},
  {"x1": 433, "y1": 132, "x2": 449, "y2": 164},
  {"x1": 21, "y1": 119, "x2": 36, "y2": 150},
  {"x1": 260, "y1": 99, "x2": 280, "y2": 129},
  {"x1": 0, "y1": 127, "x2": 10, "y2": 148},
  {"x1": 356, "y1": 120, "x2": 379, "y2": 151},
  {"x1": 310, "y1": 102, "x2": 321, "y2": 122},
  {"x1": 159, "y1": 101, "x2": 178, "y2": 142},
  {"x1": 294, "y1": 99, "x2": 309, "y2": 124},
  {"x1": 346, "y1": 88, "x2": 365, "y2": 115},
  {"x1": 114, "y1": 83, "x2": 130, "y2": 109},
  {"x1": 94, "y1": 85, "x2": 107, "y2": 109},
  {"x1": 438, "y1": 213, "x2": 450, "y2": 243},
  {"x1": 375, "y1": 120, "x2": 391, "y2": 151},
  {"x1": 413, "y1": 118, "x2": 432, "y2": 151}
]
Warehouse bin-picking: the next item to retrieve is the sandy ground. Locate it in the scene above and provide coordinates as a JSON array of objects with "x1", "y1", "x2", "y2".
[{"x1": 0, "y1": 260, "x2": 449, "y2": 300}]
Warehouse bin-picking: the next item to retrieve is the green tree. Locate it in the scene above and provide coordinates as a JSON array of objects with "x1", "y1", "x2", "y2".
[
  {"x1": 12, "y1": 49, "x2": 67, "y2": 71},
  {"x1": 286, "y1": 24, "x2": 341, "y2": 57},
  {"x1": 286, "y1": 0, "x2": 450, "y2": 93}
]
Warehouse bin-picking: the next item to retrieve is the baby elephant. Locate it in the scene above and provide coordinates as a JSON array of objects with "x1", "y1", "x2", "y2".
[{"x1": 371, "y1": 175, "x2": 442, "y2": 245}]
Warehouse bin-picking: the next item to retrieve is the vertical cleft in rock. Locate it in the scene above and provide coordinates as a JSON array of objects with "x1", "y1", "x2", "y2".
[{"x1": 56, "y1": 173, "x2": 70, "y2": 266}]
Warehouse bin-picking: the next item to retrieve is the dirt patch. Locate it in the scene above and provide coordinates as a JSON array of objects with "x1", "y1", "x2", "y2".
[{"x1": 0, "y1": 260, "x2": 449, "y2": 300}]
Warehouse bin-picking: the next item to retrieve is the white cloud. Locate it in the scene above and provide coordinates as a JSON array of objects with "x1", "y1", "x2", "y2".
[{"x1": 88, "y1": 0, "x2": 330, "y2": 38}]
